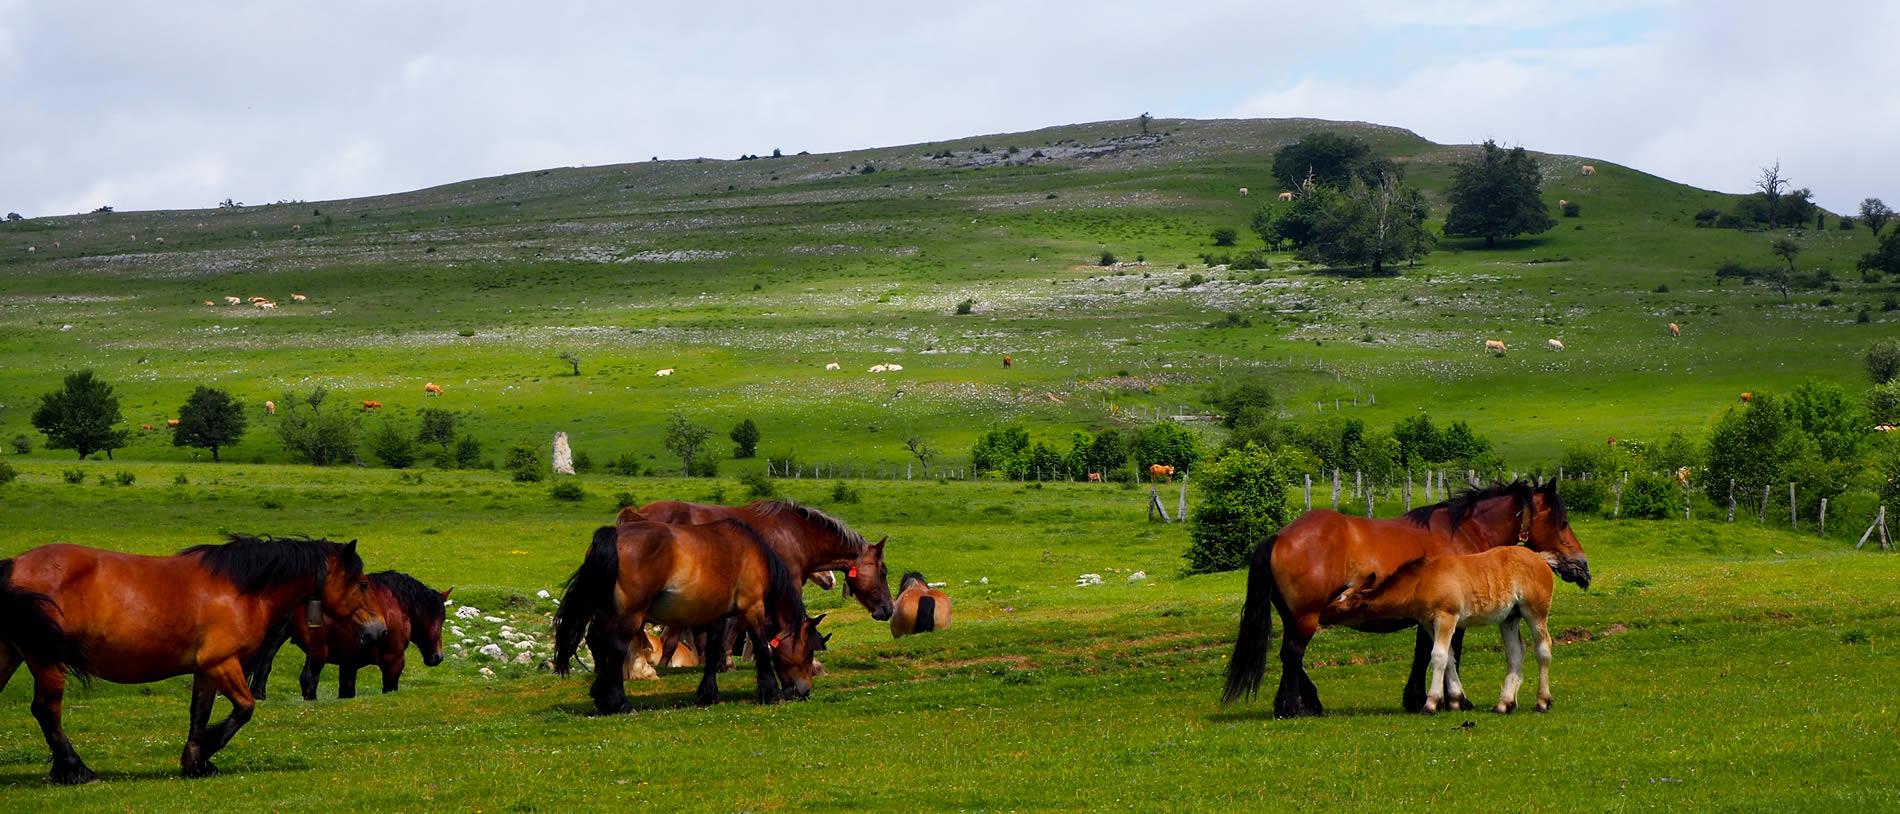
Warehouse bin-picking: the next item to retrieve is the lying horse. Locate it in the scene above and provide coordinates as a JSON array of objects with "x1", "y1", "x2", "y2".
[
  {"x1": 1323, "y1": 546, "x2": 1554, "y2": 714},
  {"x1": 1224, "y1": 480, "x2": 1588, "y2": 717},
  {"x1": 553, "y1": 514, "x2": 828, "y2": 714},
  {"x1": 0, "y1": 534, "x2": 384, "y2": 783},
  {"x1": 247, "y1": 571, "x2": 451, "y2": 700},
  {"x1": 890, "y1": 572, "x2": 950, "y2": 637}
]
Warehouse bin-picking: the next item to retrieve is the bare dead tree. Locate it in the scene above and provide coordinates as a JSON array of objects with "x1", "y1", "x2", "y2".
[
  {"x1": 1757, "y1": 161, "x2": 1788, "y2": 229},
  {"x1": 904, "y1": 434, "x2": 935, "y2": 475}
]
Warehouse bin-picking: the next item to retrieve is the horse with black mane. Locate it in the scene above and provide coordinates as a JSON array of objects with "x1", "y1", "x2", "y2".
[
  {"x1": 0, "y1": 534, "x2": 384, "y2": 783},
  {"x1": 553, "y1": 511, "x2": 828, "y2": 714},
  {"x1": 247, "y1": 570, "x2": 451, "y2": 700},
  {"x1": 1223, "y1": 479, "x2": 1589, "y2": 718}
]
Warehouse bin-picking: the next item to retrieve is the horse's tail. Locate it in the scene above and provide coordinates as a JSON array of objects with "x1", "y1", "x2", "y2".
[
  {"x1": 914, "y1": 595, "x2": 937, "y2": 633},
  {"x1": 552, "y1": 526, "x2": 621, "y2": 677},
  {"x1": 1221, "y1": 533, "x2": 1279, "y2": 704},
  {"x1": 0, "y1": 559, "x2": 93, "y2": 686}
]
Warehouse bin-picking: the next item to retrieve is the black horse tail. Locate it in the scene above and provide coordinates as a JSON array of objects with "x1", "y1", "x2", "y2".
[
  {"x1": 1221, "y1": 533, "x2": 1279, "y2": 704},
  {"x1": 0, "y1": 559, "x2": 93, "y2": 686},
  {"x1": 553, "y1": 526, "x2": 621, "y2": 677},
  {"x1": 914, "y1": 595, "x2": 937, "y2": 633}
]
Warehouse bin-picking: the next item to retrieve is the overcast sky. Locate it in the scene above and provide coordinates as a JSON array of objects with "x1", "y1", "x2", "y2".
[{"x1": 5, "y1": 1, "x2": 1895, "y2": 218}]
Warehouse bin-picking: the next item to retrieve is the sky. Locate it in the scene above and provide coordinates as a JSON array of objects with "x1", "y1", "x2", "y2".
[{"x1": 4, "y1": 0, "x2": 1896, "y2": 218}]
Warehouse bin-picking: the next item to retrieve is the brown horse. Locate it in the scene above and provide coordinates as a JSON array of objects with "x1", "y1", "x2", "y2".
[
  {"x1": 0, "y1": 534, "x2": 384, "y2": 783},
  {"x1": 1223, "y1": 480, "x2": 1588, "y2": 718},
  {"x1": 553, "y1": 513, "x2": 829, "y2": 714},
  {"x1": 1324, "y1": 546, "x2": 1555, "y2": 715},
  {"x1": 889, "y1": 572, "x2": 950, "y2": 637},
  {"x1": 247, "y1": 571, "x2": 451, "y2": 700}
]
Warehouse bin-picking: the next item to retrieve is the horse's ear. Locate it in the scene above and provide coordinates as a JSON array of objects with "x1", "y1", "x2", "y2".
[
  {"x1": 1359, "y1": 571, "x2": 1379, "y2": 590},
  {"x1": 820, "y1": 632, "x2": 833, "y2": 649},
  {"x1": 344, "y1": 539, "x2": 358, "y2": 555},
  {"x1": 441, "y1": 587, "x2": 454, "y2": 600},
  {"x1": 809, "y1": 613, "x2": 827, "y2": 628},
  {"x1": 873, "y1": 536, "x2": 887, "y2": 555}
]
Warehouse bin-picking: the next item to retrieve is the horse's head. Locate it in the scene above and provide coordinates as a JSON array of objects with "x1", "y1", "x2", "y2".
[
  {"x1": 417, "y1": 587, "x2": 453, "y2": 667},
  {"x1": 767, "y1": 614, "x2": 830, "y2": 701},
  {"x1": 322, "y1": 540, "x2": 387, "y2": 647},
  {"x1": 843, "y1": 537, "x2": 894, "y2": 621},
  {"x1": 1525, "y1": 479, "x2": 1590, "y2": 589},
  {"x1": 1321, "y1": 571, "x2": 1382, "y2": 625}
]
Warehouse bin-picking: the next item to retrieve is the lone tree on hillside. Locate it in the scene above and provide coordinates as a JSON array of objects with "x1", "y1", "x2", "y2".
[
  {"x1": 275, "y1": 388, "x2": 359, "y2": 466},
  {"x1": 417, "y1": 408, "x2": 457, "y2": 455},
  {"x1": 31, "y1": 370, "x2": 129, "y2": 459},
  {"x1": 1138, "y1": 112, "x2": 1153, "y2": 135},
  {"x1": 664, "y1": 412, "x2": 713, "y2": 476},
  {"x1": 1756, "y1": 162, "x2": 1789, "y2": 229},
  {"x1": 904, "y1": 434, "x2": 935, "y2": 475},
  {"x1": 1865, "y1": 338, "x2": 1900, "y2": 385},
  {"x1": 173, "y1": 386, "x2": 246, "y2": 462},
  {"x1": 1269, "y1": 132, "x2": 1395, "y2": 192},
  {"x1": 1442, "y1": 140, "x2": 1556, "y2": 248},
  {"x1": 1769, "y1": 237, "x2": 1801, "y2": 304},
  {"x1": 1861, "y1": 198, "x2": 1894, "y2": 236},
  {"x1": 1860, "y1": 219, "x2": 1900, "y2": 278},
  {"x1": 730, "y1": 418, "x2": 761, "y2": 459},
  {"x1": 1300, "y1": 173, "x2": 1434, "y2": 274},
  {"x1": 557, "y1": 351, "x2": 581, "y2": 376}
]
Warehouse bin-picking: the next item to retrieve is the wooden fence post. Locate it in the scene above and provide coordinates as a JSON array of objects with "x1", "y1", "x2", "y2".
[
  {"x1": 1819, "y1": 498, "x2": 1827, "y2": 537},
  {"x1": 1789, "y1": 482, "x2": 1797, "y2": 531},
  {"x1": 1404, "y1": 470, "x2": 1412, "y2": 510},
  {"x1": 1759, "y1": 483, "x2": 1770, "y2": 524},
  {"x1": 1858, "y1": 506, "x2": 1886, "y2": 550},
  {"x1": 1727, "y1": 479, "x2": 1735, "y2": 523},
  {"x1": 1355, "y1": 471, "x2": 1362, "y2": 501},
  {"x1": 1177, "y1": 473, "x2": 1187, "y2": 522},
  {"x1": 1332, "y1": 470, "x2": 1341, "y2": 511},
  {"x1": 1304, "y1": 474, "x2": 1312, "y2": 511}
]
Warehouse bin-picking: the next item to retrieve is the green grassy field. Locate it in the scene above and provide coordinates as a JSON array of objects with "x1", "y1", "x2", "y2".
[{"x1": 0, "y1": 464, "x2": 1896, "y2": 811}]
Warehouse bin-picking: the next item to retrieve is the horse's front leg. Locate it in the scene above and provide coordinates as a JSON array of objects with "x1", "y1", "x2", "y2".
[
  {"x1": 299, "y1": 651, "x2": 324, "y2": 701},
  {"x1": 1442, "y1": 626, "x2": 1472, "y2": 711},
  {"x1": 1421, "y1": 617, "x2": 1456, "y2": 715},
  {"x1": 246, "y1": 622, "x2": 292, "y2": 700},
  {"x1": 748, "y1": 630, "x2": 781, "y2": 705},
  {"x1": 184, "y1": 660, "x2": 257, "y2": 778},
  {"x1": 1496, "y1": 616, "x2": 1525, "y2": 714},
  {"x1": 381, "y1": 653, "x2": 405, "y2": 694},
  {"x1": 31, "y1": 665, "x2": 95, "y2": 784},
  {"x1": 1402, "y1": 622, "x2": 1430, "y2": 712},
  {"x1": 695, "y1": 620, "x2": 727, "y2": 705},
  {"x1": 181, "y1": 673, "x2": 221, "y2": 777},
  {"x1": 337, "y1": 662, "x2": 359, "y2": 699},
  {"x1": 1274, "y1": 615, "x2": 1323, "y2": 718}
]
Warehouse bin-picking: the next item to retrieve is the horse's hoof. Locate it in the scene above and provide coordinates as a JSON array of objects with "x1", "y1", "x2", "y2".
[
  {"x1": 182, "y1": 760, "x2": 220, "y2": 779},
  {"x1": 756, "y1": 693, "x2": 781, "y2": 706},
  {"x1": 1534, "y1": 700, "x2": 1551, "y2": 713},
  {"x1": 1420, "y1": 704, "x2": 1438, "y2": 716},
  {"x1": 1495, "y1": 701, "x2": 1516, "y2": 714},
  {"x1": 50, "y1": 762, "x2": 97, "y2": 785},
  {"x1": 695, "y1": 691, "x2": 721, "y2": 706}
]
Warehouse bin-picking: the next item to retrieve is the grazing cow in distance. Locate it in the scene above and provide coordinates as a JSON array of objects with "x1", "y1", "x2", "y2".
[
  {"x1": 1003, "y1": 355, "x2": 1012, "y2": 369},
  {"x1": 292, "y1": 224, "x2": 301, "y2": 232},
  {"x1": 225, "y1": 296, "x2": 242, "y2": 305},
  {"x1": 27, "y1": 245, "x2": 37, "y2": 253},
  {"x1": 141, "y1": 424, "x2": 155, "y2": 431},
  {"x1": 1557, "y1": 200, "x2": 1569, "y2": 208},
  {"x1": 166, "y1": 419, "x2": 180, "y2": 428},
  {"x1": 292, "y1": 293, "x2": 307, "y2": 301},
  {"x1": 1581, "y1": 165, "x2": 1596, "y2": 175},
  {"x1": 1087, "y1": 472, "x2": 1102, "y2": 483},
  {"x1": 655, "y1": 368, "x2": 674, "y2": 377},
  {"x1": 265, "y1": 400, "x2": 276, "y2": 415},
  {"x1": 1607, "y1": 437, "x2": 1617, "y2": 446},
  {"x1": 203, "y1": 301, "x2": 216, "y2": 306},
  {"x1": 1676, "y1": 466, "x2": 1692, "y2": 486},
  {"x1": 1875, "y1": 424, "x2": 1897, "y2": 432},
  {"x1": 824, "y1": 362, "x2": 841, "y2": 370},
  {"x1": 1547, "y1": 339, "x2": 1564, "y2": 351},
  {"x1": 362, "y1": 400, "x2": 383, "y2": 410},
  {"x1": 1277, "y1": 191, "x2": 1295, "y2": 201},
  {"x1": 257, "y1": 301, "x2": 276, "y2": 309},
  {"x1": 1739, "y1": 392, "x2": 1752, "y2": 403},
  {"x1": 423, "y1": 383, "x2": 443, "y2": 396},
  {"x1": 1485, "y1": 340, "x2": 1508, "y2": 355},
  {"x1": 887, "y1": 363, "x2": 903, "y2": 371},
  {"x1": 1238, "y1": 187, "x2": 1249, "y2": 197},
  {"x1": 1149, "y1": 463, "x2": 1175, "y2": 482},
  {"x1": 1668, "y1": 322, "x2": 1681, "y2": 337}
]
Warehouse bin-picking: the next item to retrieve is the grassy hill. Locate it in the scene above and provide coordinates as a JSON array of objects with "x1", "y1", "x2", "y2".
[{"x1": 1, "y1": 117, "x2": 1889, "y2": 470}]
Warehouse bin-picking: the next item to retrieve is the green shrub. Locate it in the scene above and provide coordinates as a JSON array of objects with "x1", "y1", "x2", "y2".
[
  {"x1": 112, "y1": 470, "x2": 135, "y2": 487},
  {"x1": 457, "y1": 329, "x2": 476, "y2": 337},
  {"x1": 1211, "y1": 227, "x2": 1238, "y2": 246},
  {"x1": 1618, "y1": 473, "x2": 1679, "y2": 520},
  {"x1": 506, "y1": 444, "x2": 544, "y2": 483},
  {"x1": 690, "y1": 450, "x2": 721, "y2": 478},
  {"x1": 549, "y1": 481, "x2": 586, "y2": 502},
  {"x1": 1557, "y1": 478, "x2": 1607, "y2": 515},
  {"x1": 173, "y1": 472, "x2": 189, "y2": 486},
  {"x1": 1099, "y1": 250, "x2": 1116, "y2": 266},
  {"x1": 739, "y1": 470, "x2": 777, "y2": 499},
  {"x1": 1562, "y1": 201, "x2": 1581, "y2": 218},
  {"x1": 956, "y1": 298, "x2": 975, "y2": 315},
  {"x1": 454, "y1": 435, "x2": 485, "y2": 469},
  {"x1": 62, "y1": 468, "x2": 85, "y2": 484},
  {"x1": 606, "y1": 452, "x2": 645, "y2": 477},
  {"x1": 8, "y1": 435, "x2": 28, "y2": 455},
  {"x1": 1867, "y1": 380, "x2": 1900, "y2": 423},
  {"x1": 1693, "y1": 208, "x2": 1720, "y2": 226},
  {"x1": 0, "y1": 461, "x2": 15, "y2": 486},
  {"x1": 829, "y1": 480, "x2": 861, "y2": 503},
  {"x1": 1861, "y1": 309, "x2": 1873, "y2": 323},
  {"x1": 1883, "y1": 295, "x2": 1898, "y2": 313},
  {"x1": 613, "y1": 491, "x2": 639, "y2": 510},
  {"x1": 1185, "y1": 443, "x2": 1295, "y2": 574},
  {"x1": 572, "y1": 450, "x2": 594, "y2": 473},
  {"x1": 370, "y1": 422, "x2": 417, "y2": 469},
  {"x1": 1655, "y1": 283, "x2": 1670, "y2": 293}
]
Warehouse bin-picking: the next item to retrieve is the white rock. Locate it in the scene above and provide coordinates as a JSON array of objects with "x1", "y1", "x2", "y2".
[
  {"x1": 1127, "y1": 570, "x2": 1147, "y2": 582},
  {"x1": 1076, "y1": 573, "x2": 1104, "y2": 586},
  {"x1": 980, "y1": 577, "x2": 989, "y2": 585},
  {"x1": 454, "y1": 606, "x2": 482, "y2": 619},
  {"x1": 479, "y1": 667, "x2": 495, "y2": 677},
  {"x1": 928, "y1": 582, "x2": 948, "y2": 588},
  {"x1": 483, "y1": 615, "x2": 504, "y2": 623},
  {"x1": 552, "y1": 431, "x2": 575, "y2": 475},
  {"x1": 461, "y1": 639, "x2": 474, "y2": 646},
  {"x1": 499, "y1": 631, "x2": 519, "y2": 641},
  {"x1": 513, "y1": 651, "x2": 535, "y2": 664},
  {"x1": 477, "y1": 643, "x2": 505, "y2": 659},
  {"x1": 513, "y1": 640, "x2": 535, "y2": 650},
  {"x1": 536, "y1": 590, "x2": 551, "y2": 599},
  {"x1": 499, "y1": 625, "x2": 516, "y2": 634},
  {"x1": 449, "y1": 626, "x2": 465, "y2": 638}
]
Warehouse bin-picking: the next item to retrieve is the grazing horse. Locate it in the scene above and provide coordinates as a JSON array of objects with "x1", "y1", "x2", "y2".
[
  {"x1": 141, "y1": 424, "x2": 155, "y2": 431},
  {"x1": 0, "y1": 534, "x2": 384, "y2": 783},
  {"x1": 1223, "y1": 480, "x2": 1588, "y2": 718},
  {"x1": 1003, "y1": 355, "x2": 1012, "y2": 369},
  {"x1": 553, "y1": 516, "x2": 829, "y2": 714},
  {"x1": 1547, "y1": 338, "x2": 1564, "y2": 351},
  {"x1": 264, "y1": 400, "x2": 276, "y2": 415},
  {"x1": 1323, "y1": 546, "x2": 1554, "y2": 715},
  {"x1": 1669, "y1": 322, "x2": 1681, "y2": 337},
  {"x1": 423, "y1": 383, "x2": 443, "y2": 396},
  {"x1": 1149, "y1": 464, "x2": 1174, "y2": 482},
  {"x1": 362, "y1": 400, "x2": 382, "y2": 410},
  {"x1": 1485, "y1": 339, "x2": 1508, "y2": 355},
  {"x1": 166, "y1": 419, "x2": 180, "y2": 428},
  {"x1": 890, "y1": 572, "x2": 950, "y2": 638},
  {"x1": 247, "y1": 571, "x2": 451, "y2": 700},
  {"x1": 1739, "y1": 392, "x2": 1752, "y2": 403},
  {"x1": 633, "y1": 499, "x2": 892, "y2": 675},
  {"x1": 1581, "y1": 165, "x2": 1596, "y2": 175},
  {"x1": 1087, "y1": 472, "x2": 1103, "y2": 483},
  {"x1": 1277, "y1": 191, "x2": 1295, "y2": 201}
]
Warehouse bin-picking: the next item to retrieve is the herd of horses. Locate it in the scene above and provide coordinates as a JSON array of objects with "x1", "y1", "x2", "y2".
[{"x1": 0, "y1": 480, "x2": 1587, "y2": 785}]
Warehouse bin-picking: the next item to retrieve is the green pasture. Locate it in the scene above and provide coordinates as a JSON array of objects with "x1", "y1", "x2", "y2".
[{"x1": 0, "y1": 465, "x2": 1897, "y2": 811}]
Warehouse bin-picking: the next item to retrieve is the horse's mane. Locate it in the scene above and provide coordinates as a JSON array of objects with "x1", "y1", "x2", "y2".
[
  {"x1": 714, "y1": 518, "x2": 805, "y2": 627},
  {"x1": 1377, "y1": 557, "x2": 1431, "y2": 589},
  {"x1": 370, "y1": 570, "x2": 445, "y2": 628},
  {"x1": 898, "y1": 571, "x2": 927, "y2": 591},
  {"x1": 1398, "y1": 480, "x2": 1534, "y2": 530},
  {"x1": 748, "y1": 499, "x2": 868, "y2": 551},
  {"x1": 180, "y1": 534, "x2": 361, "y2": 595}
]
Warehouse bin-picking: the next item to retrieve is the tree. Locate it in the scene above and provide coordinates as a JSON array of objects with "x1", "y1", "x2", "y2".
[
  {"x1": 1185, "y1": 442, "x2": 1296, "y2": 574},
  {"x1": 1786, "y1": 379, "x2": 1864, "y2": 461},
  {"x1": 417, "y1": 408, "x2": 457, "y2": 455},
  {"x1": 274, "y1": 388, "x2": 359, "y2": 466},
  {"x1": 730, "y1": 418, "x2": 761, "y2": 458},
  {"x1": 5, "y1": 212, "x2": 22, "y2": 222},
  {"x1": 1442, "y1": 140, "x2": 1556, "y2": 248},
  {"x1": 1769, "y1": 236, "x2": 1800, "y2": 304},
  {"x1": 663, "y1": 412, "x2": 713, "y2": 476},
  {"x1": 1211, "y1": 227, "x2": 1238, "y2": 247},
  {"x1": 1392, "y1": 413, "x2": 1443, "y2": 467},
  {"x1": 370, "y1": 421, "x2": 417, "y2": 469},
  {"x1": 1865, "y1": 338, "x2": 1900, "y2": 384},
  {"x1": 1756, "y1": 162, "x2": 1788, "y2": 229},
  {"x1": 1269, "y1": 132, "x2": 1393, "y2": 192},
  {"x1": 1087, "y1": 428, "x2": 1129, "y2": 474},
  {"x1": 1705, "y1": 392, "x2": 1799, "y2": 501},
  {"x1": 971, "y1": 424, "x2": 1030, "y2": 476},
  {"x1": 557, "y1": 351, "x2": 580, "y2": 376},
  {"x1": 1861, "y1": 198, "x2": 1894, "y2": 236},
  {"x1": 173, "y1": 386, "x2": 246, "y2": 462},
  {"x1": 31, "y1": 370, "x2": 128, "y2": 460},
  {"x1": 1860, "y1": 221, "x2": 1900, "y2": 278},
  {"x1": 1299, "y1": 173, "x2": 1434, "y2": 274},
  {"x1": 904, "y1": 434, "x2": 935, "y2": 475},
  {"x1": 1134, "y1": 421, "x2": 1202, "y2": 471},
  {"x1": 1206, "y1": 377, "x2": 1277, "y2": 429},
  {"x1": 1248, "y1": 206, "x2": 1283, "y2": 250}
]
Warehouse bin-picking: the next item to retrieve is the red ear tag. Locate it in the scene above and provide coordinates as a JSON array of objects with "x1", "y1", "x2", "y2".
[
  {"x1": 769, "y1": 637, "x2": 781, "y2": 648},
  {"x1": 848, "y1": 567, "x2": 858, "y2": 578}
]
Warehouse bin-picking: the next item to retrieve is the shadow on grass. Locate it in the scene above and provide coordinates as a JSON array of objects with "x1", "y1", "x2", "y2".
[
  {"x1": 1205, "y1": 704, "x2": 1428, "y2": 723},
  {"x1": 0, "y1": 753, "x2": 314, "y2": 785}
]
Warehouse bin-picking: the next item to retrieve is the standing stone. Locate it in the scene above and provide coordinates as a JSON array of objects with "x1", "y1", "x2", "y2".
[{"x1": 552, "y1": 432, "x2": 575, "y2": 475}]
